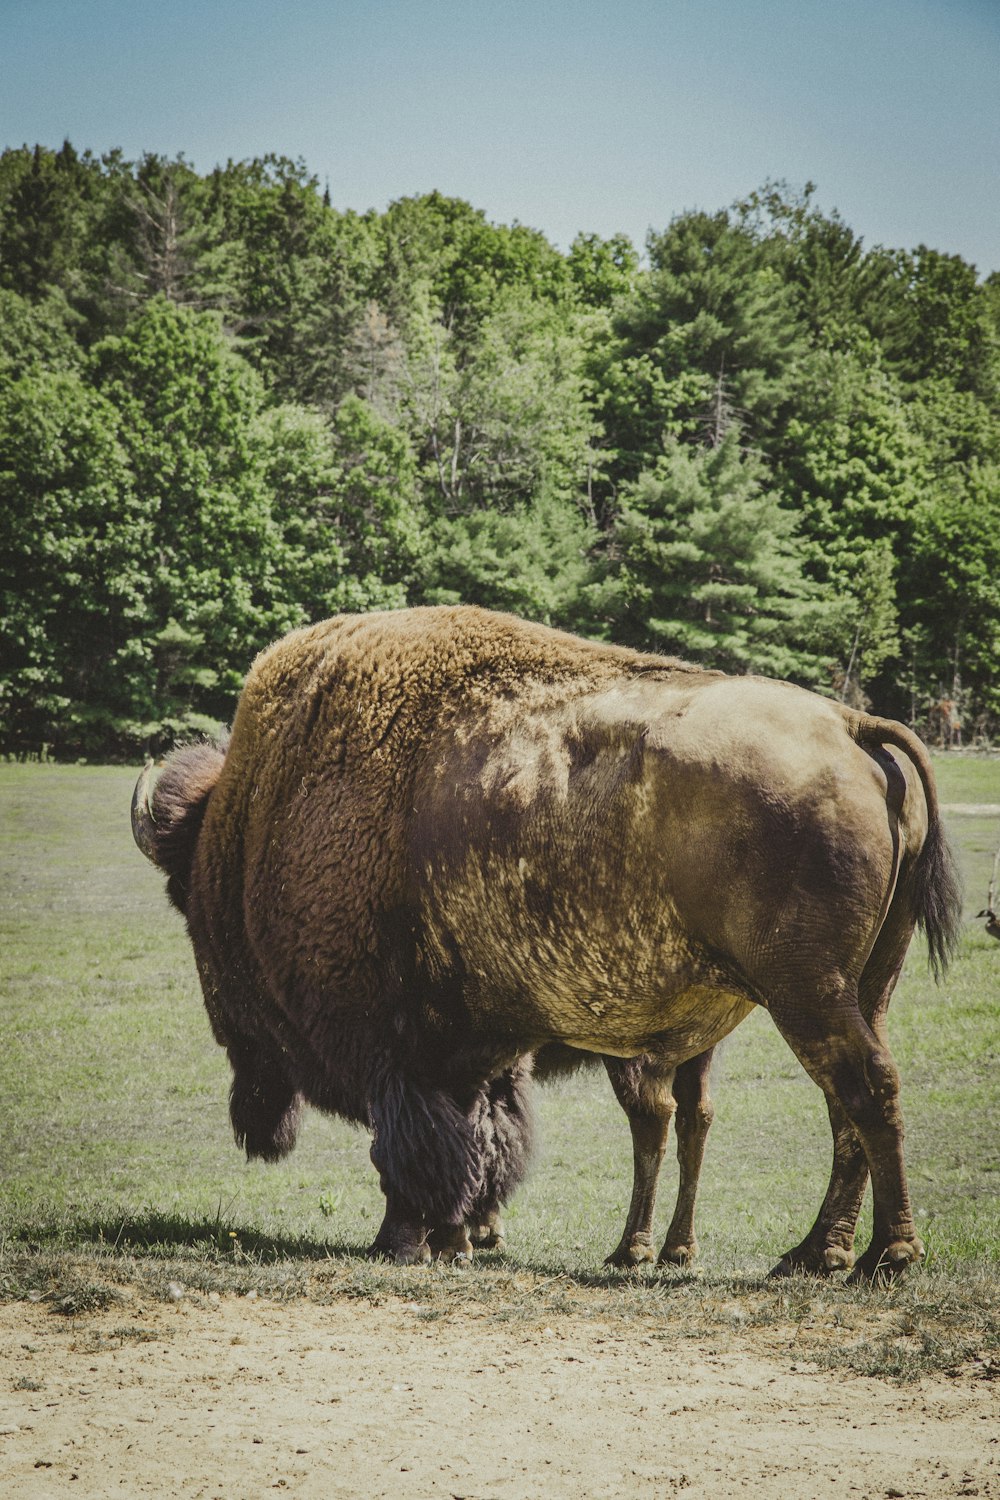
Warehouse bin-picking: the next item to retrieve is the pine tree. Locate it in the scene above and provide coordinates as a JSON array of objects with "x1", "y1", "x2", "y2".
[
  {"x1": 421, "y1": 490, "x2": 607, "y2": 633},
  {"x1": 611, "y1": 428, "x2": 828, "y2": 682}
]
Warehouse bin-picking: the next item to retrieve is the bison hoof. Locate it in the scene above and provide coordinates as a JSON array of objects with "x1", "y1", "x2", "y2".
[
  {"x1": 394, "y1": 1242, "x2": 433, "y2": 1266},
  {"x1": 769, "y1": 1241, "x2": 854, "y2": 1278},
  {"x1": 366, "y1": 1238, "x2": 432, "y2": 1265},
  {"x1": 468, "y1": 1220, "x2": 506, "y2": 1252},
  {"x1": 659, "y1": 1243, "x2": 697, "y2": 1267},
  {"x1": 605, "y1": 1240, "x2": 656, "y2": 1268},
  {"x1": 848, "y1": 1236, "x2": 924, "y2": 1284},
  {"x1": 438, "y1": 1248, "x2": 472, "y2": 1268},
  {"x1": 769, "y1": 1253, "x2": 824, "y2": 1279},
  {"x1": 427, "y1": 1225, "x2": 474, "y2": 1263}
]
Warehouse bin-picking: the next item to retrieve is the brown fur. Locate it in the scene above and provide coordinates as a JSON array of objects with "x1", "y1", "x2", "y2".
[
  {"x1": 133, "y1": 606, "x2": 961, "y2": 1273},
  {"x1": 144, "y1": 738, "x2": 229, "y2": 915}
]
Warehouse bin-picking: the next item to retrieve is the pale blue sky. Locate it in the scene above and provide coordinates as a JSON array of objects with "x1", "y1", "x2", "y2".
[{"x1": 2, "y1": 0, "x2": 998, "y2": 271}]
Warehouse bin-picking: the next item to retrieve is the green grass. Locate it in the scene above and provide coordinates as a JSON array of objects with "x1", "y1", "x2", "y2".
[
  {"x1": 933, "y1": 750, "x2": 1000, "y2": 807},
  {"x1": 1, "y1": 758, "x2": 998, "y2": 1379}
]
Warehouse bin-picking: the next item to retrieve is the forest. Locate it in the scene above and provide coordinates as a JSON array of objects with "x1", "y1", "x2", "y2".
[{"x1": 1, "y1": 141, "x2": 998, "y2": 756}]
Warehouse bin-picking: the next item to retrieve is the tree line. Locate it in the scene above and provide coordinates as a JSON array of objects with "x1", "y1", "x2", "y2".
[{"x1": 1, "y1": 141, "x2": 998, "y2": 756}]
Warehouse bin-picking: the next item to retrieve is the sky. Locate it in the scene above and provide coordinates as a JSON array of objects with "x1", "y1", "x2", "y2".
[{"x1": 2, "y1": 0, "x2": 999, "y2": 273}]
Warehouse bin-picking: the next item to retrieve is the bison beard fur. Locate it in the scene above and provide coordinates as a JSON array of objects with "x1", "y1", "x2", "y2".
[
  {"x1": 229, "y1": 1046, "x2": 304, "y2": 1163},
  {"x1": 132, "y1": 604, "x2": 961, "y2": 1273}
]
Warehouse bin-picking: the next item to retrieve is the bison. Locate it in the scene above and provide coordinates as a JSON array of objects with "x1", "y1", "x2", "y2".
[{"x1": 132, "y1": 606, "x2": 961, "y2": 1277}]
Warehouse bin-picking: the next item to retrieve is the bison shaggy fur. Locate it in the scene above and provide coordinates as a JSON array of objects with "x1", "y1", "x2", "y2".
[{"x1": 133, "y1": 606, "x2": 961, "y2": 1274}]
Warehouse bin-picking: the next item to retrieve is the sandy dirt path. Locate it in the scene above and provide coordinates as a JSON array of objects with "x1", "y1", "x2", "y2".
[{"x1": 2, "y1": 1297, "x2": 997, "y2": 1499}]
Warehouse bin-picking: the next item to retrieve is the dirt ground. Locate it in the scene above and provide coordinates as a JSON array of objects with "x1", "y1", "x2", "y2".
[{"x1": 1, "y1": 1295, "x2": 997, "y2": 1500}]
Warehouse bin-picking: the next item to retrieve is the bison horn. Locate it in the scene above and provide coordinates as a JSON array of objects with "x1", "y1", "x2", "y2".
[{"x1": 131, "y1": 760, "x2": 160, "y2": 863}]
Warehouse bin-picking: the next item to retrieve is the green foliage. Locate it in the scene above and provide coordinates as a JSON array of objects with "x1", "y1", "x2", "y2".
[
  {"x1": 326, "y1": 395, "x2": 424, "y2": 587},
  {"x1": 908, "y1": 460, "x2": 1000, "y2": 730},
  {"x1": 1, "y1": 140, "x2": 998, "y2": 751},
  {"x1": 376, "y1": 191, "x2": 572, "y2": 346},
  {"x1": 419, "y1": 287, "x2": 598, "y2": 515},
  {"x1": 780, "y1": 351, "x2": 926, "y2": 584},
  {"x1": 91, "y1": 297, "x2": 290, "y2": 735},
  {"x1": 0, "y1": 369, "x2": 149, "y2": 753},
  {"x1": 567, "y1": 230, "x2": 640, "y2": 308},
  {"x1": 886, "y1": 375, "x2": 1000, "y2": 728},
  {"x1": 252, "y1": 401, "x2": 349, "y2": 620},
  {"x1": 733, "y1": 181, "x2": 913, "y2": 358},
  {"x1": 612, "y1": 208, "x2": 811, "y2": 455},
  {"x1": 829, "y1": 540, "x2": 901, "y2": 707},
  {"x1": 214, "y1": 156, "x2": 380, "y2": 407},
  {"x1": 93, "y1": 152, "x2": 237, "y2": 329},
  {"x1": 591, "y1": 346, "x2": 711, "y2": 488},
  {"x1": 422, "y1": 490, "x2": 609, "y2": 632},
  {"x1": 611, "y1": 429, "x2": 828, "y2": 680},
  {"x1": 0, "y1": 141, "x2": 98, "y2": 299},
  {"x1": 0, "y1": 287, "x2": 83, "y2": 378},
  {"x1": 258, "y1": 393, "x2": 423, "y2": 619},
  {"x1": 896, "y1": 247, "x2": 999, "y2": 399}
]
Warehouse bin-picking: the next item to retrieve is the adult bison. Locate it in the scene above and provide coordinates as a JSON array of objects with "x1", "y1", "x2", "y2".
[{"x1": 132, "y1": 606, "x2": 961, "y2": 1277}]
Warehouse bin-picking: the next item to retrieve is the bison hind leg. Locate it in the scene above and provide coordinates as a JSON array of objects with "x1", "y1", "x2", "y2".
[{"x1": 229, "y1": 1055, "x2": 303, "y2": 1163}]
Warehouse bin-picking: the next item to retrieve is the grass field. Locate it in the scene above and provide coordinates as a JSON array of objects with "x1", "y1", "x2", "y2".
[{"x1": 1, "y1": 756, "x2": 998, "y2": 1380}]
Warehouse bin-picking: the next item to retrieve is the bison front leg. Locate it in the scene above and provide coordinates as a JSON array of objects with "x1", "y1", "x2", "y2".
[
  {"x1": 431, "y1": 1063, "x2": 533, "y2": 1258},
  {"x1": 602, "y1": 1055, "x2": 676, "y2": 1267},
  {"x1": 659, "y1": 1049, "x2": 715, "y2": 1266},
  {"x1": 367, "y1": 1184, "x2": 432, "y2": 1265},
  {"x1": 366, "y1": 1061, "x2": 532, "y2": 1266},
  {"x1": 459, "y1": 1063, "x2": 532, "y2": 1256}
]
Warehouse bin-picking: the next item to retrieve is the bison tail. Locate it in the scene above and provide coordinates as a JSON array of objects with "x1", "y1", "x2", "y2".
[
  {"x1": 849, "y1": 712, "x2": 963, "y2": 980},
  {"x1": 131, "y1": 737, "x2": 228, "y2": 914},
  {"x1": 910, "y1": 812, "x2": 964, "y2": 981}
]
